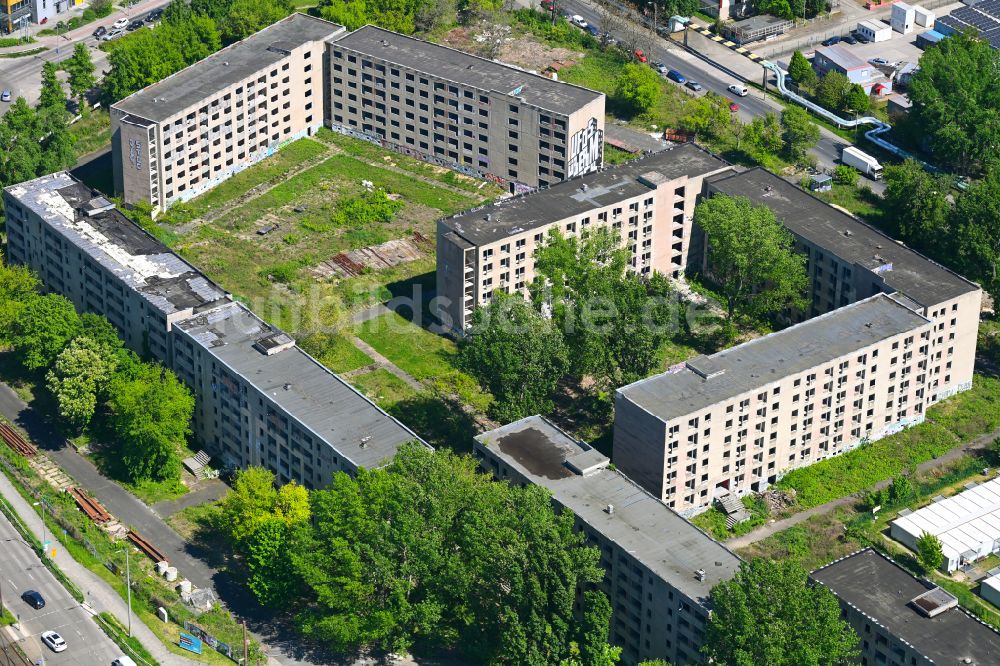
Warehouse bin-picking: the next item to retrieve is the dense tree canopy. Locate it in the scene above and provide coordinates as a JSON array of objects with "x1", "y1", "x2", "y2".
[
  {"x1": 950, "y1": 169, "x2": 1000, "y2": 304},
  {"x1": 881, "y1": 159, "x2": 951, "y2": 258},
  {"x1": 615, "y1": 63, "x2": 661, "y2": 116},
  {"x1": 0, "y1": 96, "x2": 76, "y2": 192},
  {"x1": 779, "y1": 106, "x2": 820, "y2": 163},
  {"x1": 704, "y1": 559, "x2": 859, "y2": 666},
  {"x1": 10, "y1": 293, "x2": 81, "y2": 371},
  {"x1": 65, "y1": 43, "x2": 96, "y2": 107},
  {"x1": 46, "y1": 336, "x2": 115, "y2": 431},
  {"x1": 908, "y1": 31, "x2": 1000, "y2": 176},
  {"x1": 788, "y1": 50, "x2": 816, "y2": 88},
  {"x1": 694, "y1": 195, "x2": 808, "y2": 324},
  {"x1": 460, "y1": 292, "x2": 570, "y2": 422}
]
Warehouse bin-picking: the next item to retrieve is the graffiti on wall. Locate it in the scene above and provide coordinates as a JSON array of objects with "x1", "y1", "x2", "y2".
[
  {"x1": 128, "y1": 138, "x2": 143, "y2": 171},
  {"x1": 567, "y1": 118, "x2": 603, "y2": 178}
]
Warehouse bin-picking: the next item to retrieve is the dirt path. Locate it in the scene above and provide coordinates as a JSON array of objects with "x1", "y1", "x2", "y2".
[
  {"x1": 350, "y1": 337, "x2": 424, "y2": 391},
  {"x1": 726, "y1": 423, "x2": 1000, "y2": 550}
]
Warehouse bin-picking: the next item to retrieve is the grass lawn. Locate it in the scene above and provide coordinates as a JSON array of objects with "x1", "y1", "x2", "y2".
[
  {"x1": 691, "y1": 494, "x2": 770, "y2": 541},
  {"x1": 94, "y1": 612, "x2": 161, "y2": 666},
  {"x1": 351, "y1": 368, "x2": 419, "y2": 406},
  {"x1": 299, "y1": 331, "x2": 373, "y2": 374},
  {"x1": 355, "y1": 311, "x2": 492, "y2": 412},
  {"x1": 88, "y1": 443, "x2": 189, "y2": 505},
  {"x1": 774, "y1": 376, "x2": 1000, "y2": 509},
  {"x1": 69, "y1": 109, "x2": 111, "y2": 160},
  {"x1": 812, "y1": 182, "x2": 886, "y2": 229}
]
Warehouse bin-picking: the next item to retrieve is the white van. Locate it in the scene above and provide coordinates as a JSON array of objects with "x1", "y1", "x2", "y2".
[
  {"x1": 112, "y1": 657, "x2": 138, "y2": 666},
  {"x1": 728, "y1": 84, "x2": 749, "y2": 97}
]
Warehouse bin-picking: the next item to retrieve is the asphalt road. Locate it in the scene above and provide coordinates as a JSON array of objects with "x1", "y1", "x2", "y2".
[{"x1": 0, "y1": 510, "x2": 121, "y2": 666}]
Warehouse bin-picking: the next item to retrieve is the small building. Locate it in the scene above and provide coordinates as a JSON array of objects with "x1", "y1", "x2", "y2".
[
  {"x1": 894, "y1": 61, "x2": 919, "y2": 87},
  {"x1": 812, "y1": 549, "x2": 1000, "y2": 666},
  {"x1": 809, "y1": 173, "x2": 832, "y2": 192},
  {"x1": 856, "y1": 19, "x2": 892, "y2": 42},
  {"x1": 980, "y1": 573, "x2": 1000, "y2": 608},
  {"x1": 916, "y1": 28, "x2": 946, "y2": 48},
  {"x1": 891, "y1": 2, "x2": 916, "y2": 34},
  {"x1": 890, "y1": 476, "x2": 1000, "y2": 572},
  {"x1": 913, "y1": 4, "x2": 935, "y2": 27},
  {"x1": 722, "y1": 14, "x2": 793, "y2": 45},
  {"x1": 813, "y1": 45, "x2": 891, "y2": 94},
  {"x1": 887, "y1": 93, "x2": 913, "y2": 119}
]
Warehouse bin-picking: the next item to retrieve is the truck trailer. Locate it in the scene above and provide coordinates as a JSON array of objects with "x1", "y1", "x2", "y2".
[{"x1": 841, "y1": 146, "x2": 883, "y2": 180}]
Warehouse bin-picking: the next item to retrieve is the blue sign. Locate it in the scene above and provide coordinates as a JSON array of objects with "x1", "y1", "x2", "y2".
[{"x1": 179, "y1": 632, "x2": 203, "y2": 655}]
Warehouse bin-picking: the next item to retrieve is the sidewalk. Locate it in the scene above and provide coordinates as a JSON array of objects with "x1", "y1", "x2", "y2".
[
  {"x1": 0, "y1": 469, "x2": 201, "y2": 666},
  {"x1": 726, "y1": 423, "x2": 1000, "y2": 550},
  {"x1": 0, "y1": 0, "x2": 168, "y2": 52}
]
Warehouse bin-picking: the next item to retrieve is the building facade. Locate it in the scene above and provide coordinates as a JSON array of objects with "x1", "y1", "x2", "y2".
[
  {"x1": 474, "y1": 416, "x2": 741, "y2": 666},
  {"x1": 614, "y1": 294, "x2": 935, "y2": 513},
  {"x1": 327, "y1": 25, "x2": 606, "y2": 194},
  {"x1": 110, "y1": 14, "x2": 344, "y2": 211},
  {"x1": 436, "y1": 144, "x2": 731, "y2": 333},
  {"x1": 812, "y1": 548, "x2": 1000, "y2": 666},
  {"x1": 1, "y1": 0, "x2": 30, "y2": 34},
  {"x1": 702, "y1": 168, "x2": 981, "y2": 406},
  {"x1": 4, "y1": 172, "x2": 424, "y2": 487},
  {"x1": 811, "y1": 44, "x2": 890, "y2": 94}
]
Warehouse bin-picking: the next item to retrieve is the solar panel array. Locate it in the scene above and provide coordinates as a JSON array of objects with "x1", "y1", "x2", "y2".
[{"x1": 937, "y1": 0, "x2": 1000, "y2": 48}]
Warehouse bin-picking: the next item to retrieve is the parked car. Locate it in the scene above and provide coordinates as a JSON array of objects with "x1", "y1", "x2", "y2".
[
  {"x1": 666, "y1": 69, "x2": 686, "y2": 84},
  {"x1": 571, "y1": 14, "x2": 588, "y2": 28},
  {"x1": 821, "y1": 35, "x2": 840, "y2": 46},
  {"x1": 146, "y1": 7, "x2": 163, "y2": 21},
  {"x1": 112, "y1": 17, "x2": 128, "y2": 30},
  {"x1": 41, "y1": 631, "x2": 67, "y2": 653},
  {"x1": 112, "y1": 657, "x2": 138, "y2": 666},
  {"x1": 92, "y1": 25, "x2": 107, "y2": 38},
  {"x1": 20, "y1": 590, "x2": 44, "y2": 609},
  {"x1": 101, "y1": 28, "x2": 125, "y2": 41},
  {"x1": 1, "y1": 89, "x2": 11, "y2": 103},
  {"x1": 729, "y1": 101, "x2": 740, "y2": 112},
  {"x1": 685, "y1": 80, "x2": 703, "y2": 91},
  {"x1": 586, "y1": 24, "x2": 600, "y2": 36},
  {"x1": 869, "y1": 57, "x2": 891, "y2": 66},
  {"x1": 853, "y1": 31, "x2": 871, "y2": 43},
  {"x1": 842, "y1": 34, "x2": 857, "y2": 44},
  {"x1": 126, "y1": 19, "x2": 144, "y2": 31},
  {"x1": 727, "y1": 83, "x2": 748, "y2": 97},
  {"x1": 601, "y1": 33, "x2": 616, "y2": 45},
  {"x1": 633, "y1": 49, "x2": 648, "y2": 63},
  {"x1": 651, "y1": 62, "x2": 668, "y2": 74}
]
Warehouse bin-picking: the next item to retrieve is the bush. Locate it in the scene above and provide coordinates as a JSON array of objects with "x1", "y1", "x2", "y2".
[
  {"x1": 615, "y1": 63, "x2": 661, "y2": 116},
  {"x1": 92, "y1": 0, "x2": 113, "y2": 17},
  {"x1": 833, "y1": 164, "x2": 859, "y2": 186},
  {"x1": 82, "y1": 8, "x2": 96, "y2": 21}
]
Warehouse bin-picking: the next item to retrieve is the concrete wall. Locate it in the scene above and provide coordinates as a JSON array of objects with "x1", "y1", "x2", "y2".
[{"x1": 612, "y1": 396, "x2": 668, "y2": 503}]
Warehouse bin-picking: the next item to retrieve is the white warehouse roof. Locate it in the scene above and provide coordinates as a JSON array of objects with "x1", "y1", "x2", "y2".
[{"x1": 891, "y1": 477, "x2": 1000, "y2": 571}]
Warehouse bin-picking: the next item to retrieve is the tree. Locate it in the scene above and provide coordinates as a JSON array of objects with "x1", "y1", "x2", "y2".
[
  {"x1": 39, "y1": 62, "x2": 66, "y2": 113},
  {"x1": 744, "y1": 111, "x2": 783, "y2": 158},
  {"x1": 788, "y1": 50, "x2": 816, "y2": 88},
  {"x1": 832, "y1": 164, "x2": 858, "y2": 186},
  {"x1": 615, "y1": 63, "x2": 660, "y2": 115},
  {"x1": 694, "y1": 195, "x2": 808, "y2": 323},
  {"x1": 916, "y1": 531, "x2": 945, "y2": 573},
  {"x1": 221, "y1": 467, "x2": 281, "y2": 543},
  {"x1": 815, "y1": 70, "x2": 851, "y2": 111},
  {"x1": 908, "y1": 31, "x2": 1000, "y2": 176},
  {"x1": 10, "y1": 293, "x2": 81, "y2": 371},
  {"x1": 881, "y1": 160, "x2": 951, "y2": 258},
  {"x1": 65, "y1": 43, "x2": 96, "y2": 108},
  {"x1": 46, "y1": 337, "x2": 115, "y2": 432},
  {"x1": 887, "y1": 475, "x2": 914, "y2": 506},
  {"x1": 682, "y1": 92, "x2": 731, "y2": 141},
  {"x1": 805, "y1": 0, "x2": 826, "y2": 16},
  {"x1": 576, "y1": 591, "x2": 621, "y2": 666},
  {"x1": 951, "y1": 169, "x2": 1000, "y2": 305},
  {"x1": 844, "y1": 83, "x2": 870, "y2": 115},
  {"x1": 218, "y1": 0, "x2": 291, "y2": 44},
  {"x1": 0, "y1": 258, "x2": 39, "y2": 347},
  {"x1": 780, "y1": 106, "x2": 820, "y2": 162},
  {"x1": 320, "y1": 0, "x2": 370, "y2": 31},
  {"x1": 290, "y1": 444, "x2": 609, "y2": 662},
  {"x1": 704, "y1": 559, "x2": 860, "y2": 666},
  {"x1": 106, "y1": 364, "x2": 194, "y2": 482},
  {"x1": 245, "y1": 516, "x2": 301, "y2": 607},
  {"x1": 90, "y1": 0, "x2": 113, "y2": 16},
  {"x1": 460, "y1": 293, "x2": 569, "y2": 422}
]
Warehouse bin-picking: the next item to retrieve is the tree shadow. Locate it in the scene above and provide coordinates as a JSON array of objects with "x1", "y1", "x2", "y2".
[
  {"x1": 386, "y1": 391, "x2": 480, "y2": 453},
  {"x1": 70, "y1": 148, "x2": 113, "y2": 196}
]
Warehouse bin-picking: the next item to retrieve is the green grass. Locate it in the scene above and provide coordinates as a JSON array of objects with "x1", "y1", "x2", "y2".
[
  {"x1": 0, "y1": 46, "x2": 47, "y2": 58},
  {"x1": 171, "y1": 137, "x2": 329, "y2": 221},
  {"x1": 298, "y1": 331, "x2": 372, "y2": 373},
  {"x1": 88, "y1": 444, "x2": 189, "y2": 505},
  {"x1": 774, "y1": 377, "x2": 1000, "y2": 509},
  {"x1": 350, "y1": 368, "x2": 419, "y2": 406},
  {"x1": 603, "y1": 144, "x2": 638, "y2": 165},
  {"x1": 0, "y1": 606, "x2": 13, "y2": 626},
  {"x1": 812, "y1": 182, "x2": 886, "y2": 228},
  {"x1": 355, "y1": 312, "x2": 491, "y2": 412},
  {"x1": 94, "y1": 612, "x2": 161, "y2": 666},
  {"x1": 928, "y1": 375, "x2": 1000, "y2": 442},
  {"x1": 0, "y1": 36, "x2": 34, "y2": 47},
  {"x1": 69, "y1": 109, "x2": 112, "y2": 159}
]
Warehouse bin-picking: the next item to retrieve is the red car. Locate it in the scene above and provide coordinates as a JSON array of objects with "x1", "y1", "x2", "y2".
[
  {"x1": 729, "y1": 101, "x2": 740, "y2": 112},
  {"x1": 634, "y1": 49, "x2": 648, "y2": 63}
]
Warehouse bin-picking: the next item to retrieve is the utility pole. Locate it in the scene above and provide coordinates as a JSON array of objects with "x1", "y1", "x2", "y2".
[
  {"x1": 647, "y1": 1, "x2": 657, "y2": 36},
  {"x1": 117, "y1": 547, "x2": 132, "y2": 637},
  {"x1": 31, "y1": 502, "x2": 47, "y2": 558},
  {"x1": 242, "y1": 620, "x2": 248, "y2": 666}
]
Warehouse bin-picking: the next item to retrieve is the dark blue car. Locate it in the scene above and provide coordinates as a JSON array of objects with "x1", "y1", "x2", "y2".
[{"x1": 666, "y1": 69, "x2": 686, "y2": 84}]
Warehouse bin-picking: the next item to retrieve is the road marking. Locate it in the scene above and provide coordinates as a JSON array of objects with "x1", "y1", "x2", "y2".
[{"x1": 7, "y1": 577, "x2": 17, "y2": 591}]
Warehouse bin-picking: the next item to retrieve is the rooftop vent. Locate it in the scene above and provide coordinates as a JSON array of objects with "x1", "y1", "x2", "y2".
[
  {"x1": 910, "y1": 587, "x2": 958, "y2": 617},
  {"x1": 581, "y1": 183, "x2": 589, "y2": 192},
  {"x1": 360, "y1": 435, "x2": 372, "y2": 448},
  {"x1": 222, "y1": 61, "x2": 229, "y2": 66},
  {"x1": 485, "y1": 213, "x2": 493, "y2": 222},
  {"x1": 380, "y1": 39, "x2": 389, "y2": 46},
  {"x1": 605, "y1": 504, "x2": 614, "y2": 515},
  {"x1": 695, "y1": 569, "x2": 706, "y2": 582},
  {"x1": 252, "y1": 331, "x2": 294, "y2": 356},
  {"x1": 844, "y1": 230, "x2": 854, "y2": 237},
  {"x1": 283, "y1": 383, "x2": 292, "y2": 390}
]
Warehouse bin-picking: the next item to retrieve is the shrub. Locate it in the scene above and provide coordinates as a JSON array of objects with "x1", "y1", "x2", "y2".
[
  {"x1": 833, "y1": 164, "x2": 859, "y2": 186},
  {"x1": 82, "y1": 8, "x2": 96, "y2": 21}
]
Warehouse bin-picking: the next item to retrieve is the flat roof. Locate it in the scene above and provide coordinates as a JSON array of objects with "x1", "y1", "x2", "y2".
[
  {"x1": 175, "y1": 301, "x2": 424, "y2": 470},
  {"x1": 441, "y1": 143, "x2": 729, "y2": 246},
  {"x1": 812, "y1": 549, "x2": 1000, "y2": 664},
  {"x1": 814, "y1": 44, "x2": 870, "y2": 71},
  {"x1": 112, "y1": 14, "x2": 344, "y2": 123},
  {"x1": 475, "y1": 416, "x2": 741, "y2": 604},
  {"x1": 708, "y1": 168, "x2": 979, "y2": 306},
  {"x1": 617, "y1": 294, "x2": 929, "y2": 423},
  {"x1": 331, "y1": 25, "x2": 604, "y2": 115},
  {"x1": 730, "y1": 14, "x2": 793, "y2": 30},
  {"x1": 5, "y1": 173, "x2": 229, "y2": 318},
  {"x1": 891, "y1": 477, "x2": 1000, "y2": 565}
]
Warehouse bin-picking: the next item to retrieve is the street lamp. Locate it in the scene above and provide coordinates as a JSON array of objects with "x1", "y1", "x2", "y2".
[
  {"x1": 647, "y1": 1, "x2": 657, "y2": 36},
  {"x1": 116, "y1": 547, "x2": 132, "y2": 638},
  {"x1": 30, "y1": 502, "x2": 47, "y2": 559}
]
